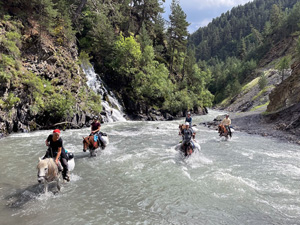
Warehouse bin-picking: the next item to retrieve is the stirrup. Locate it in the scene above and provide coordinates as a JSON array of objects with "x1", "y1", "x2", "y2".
[{"x1": 63, "y1": 174, "x2": 70, "y2": 182}]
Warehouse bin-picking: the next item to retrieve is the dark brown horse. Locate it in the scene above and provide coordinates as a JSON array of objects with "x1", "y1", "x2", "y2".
[
  {"x1": 218, "y1": 124, "x2": 232, "y2": 139},
  {"x1": 178, "y1": 124, "x2": 185, "y2": 135},
  {"x1": 83, "y1": 135, "x2": 99, "y2": 157}
]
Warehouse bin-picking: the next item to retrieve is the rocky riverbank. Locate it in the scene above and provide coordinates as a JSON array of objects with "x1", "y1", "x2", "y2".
[{"x1": 204, "y1": 107, "x2": 300, "y2": 144}]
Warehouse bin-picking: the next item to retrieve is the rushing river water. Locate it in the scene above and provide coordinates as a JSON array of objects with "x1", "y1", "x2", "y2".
[{"x1": 1, "y1": 110, "x2": 300, "y2": 225}]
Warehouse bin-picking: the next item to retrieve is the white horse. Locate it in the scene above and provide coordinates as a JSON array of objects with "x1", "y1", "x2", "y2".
[
  {"x1": 37, "y1": 158, "x2": 61, "y2": 193},
  {"x1": 37, "y1": 156, "x2": 75, "y2": 193}
]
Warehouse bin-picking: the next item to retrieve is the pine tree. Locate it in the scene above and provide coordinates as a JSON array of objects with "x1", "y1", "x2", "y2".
[
  {"x1": 238, "y1": 38, "x2": 246, "y2": 60},
  {"x1": 270, "y1": 4, "x2": 283, "y2": 34},
  {"x1": 296, "y1": 37, "x2": 300, "y2": 60},
  {"x1": 167, "y1": 0, "x2": 189, "y2": 73},
  {"x1": 276, "y1": 56, "x2": 290, "y2": 82}
]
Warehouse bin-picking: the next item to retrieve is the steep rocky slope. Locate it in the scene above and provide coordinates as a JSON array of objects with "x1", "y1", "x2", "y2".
[
  {"x1": 0, "y1": 17, "x2": 101, "y2": 135},
  {"x1": 267, "y1": 61, "x2": 300, "y2": 112},
  {"x1": 214, "y1": 35, "x2": 300, "y2": 143}
]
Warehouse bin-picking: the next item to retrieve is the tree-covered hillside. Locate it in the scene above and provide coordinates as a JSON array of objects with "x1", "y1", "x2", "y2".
[
  {"x1": 0, "y1": 0, "x2": 214, "y2": 134},
  {"x1": 76, "y1": 0, "x2": 213, "y2": 117},
  {"x1": 189, "y1": 0, "x2": 300, "y2": 104},
  {"x1": 189, "y1": 0, "x2": 298, "y2": 61}
]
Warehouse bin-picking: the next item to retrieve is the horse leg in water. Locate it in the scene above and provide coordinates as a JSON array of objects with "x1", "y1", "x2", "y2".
[
  {"x1": 187, "y1": 145, "x2": 193, "y2": 156},
  {"x1": 56, "y1": 176, "x2": 61, "y2": 191},
  {"x1": 90, "y1": 148, "x2": 97, "y2": 157},
  {"x1": 44, "y1": 181, "x2": 48, "y2": 193}
]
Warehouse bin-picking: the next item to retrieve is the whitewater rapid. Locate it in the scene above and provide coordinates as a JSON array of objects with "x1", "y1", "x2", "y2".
[{"x1": 1, "y1": 110, "x2": 300, "y2": 224}]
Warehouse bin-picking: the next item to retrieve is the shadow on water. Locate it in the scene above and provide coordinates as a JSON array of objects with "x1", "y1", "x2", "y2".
[{"x1": 4, "y1": 183, "x2": 58, "y2": 209}]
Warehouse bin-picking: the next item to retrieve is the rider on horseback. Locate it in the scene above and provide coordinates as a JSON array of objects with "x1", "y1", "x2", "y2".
[
  {"x1": 44, "y1": 129, "x2": 70, "y2": 182},
  {"x1": 221, "y1": 114, "x2": 231, "y2": 134},
  {"x1": 181, "y1": 122, "x2": 195, "y2": 156},
  {"x1": 91, "y1": 116, "x2": 106, "y2": 149},
  {"x1": 185, "y1": 112, "x2": 192, "y2": 127}
]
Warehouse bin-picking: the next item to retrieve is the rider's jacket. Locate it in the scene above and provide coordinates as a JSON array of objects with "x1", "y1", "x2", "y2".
[
  {"x1": 221, "y1": 118, "x2": 231, "y2": 126},
  {"x1": 182, "y1": 128, "x2": 193, "y2": 143},
  {"x1": 46, "y1": 134, "x2": 66, "y2": 158},
  {"x1": 185, "y1": 117, "x2": 192, "y2": 127},
  {"x1": 91, "y1": 121, "x2": 101, "y2": 131}
]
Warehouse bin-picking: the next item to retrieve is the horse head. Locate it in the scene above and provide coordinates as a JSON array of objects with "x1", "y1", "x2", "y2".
[
  {"x1": 83, "y1": 136, "x2": 89, "y2": 152},
  {"x1": 179, "y1": 124, "x2": 186, "y2": 134},
  {"x1": 83, "y1": 136, "x2": 95, "y2": 152},
  {"x1": 37, "y1": 158, "x2": 58, "y2": 184}
]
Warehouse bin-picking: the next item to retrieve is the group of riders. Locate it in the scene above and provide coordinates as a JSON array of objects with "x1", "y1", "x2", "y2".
[
  {"x1": 43, "y1": 113, "x2": 232, "y2": 182},
  {"x1": 43, "y1": 116, "x2": 105, "y2": 182},
  {"x1": 179, "y1": 112, "x2": 232, "y2": 156}
]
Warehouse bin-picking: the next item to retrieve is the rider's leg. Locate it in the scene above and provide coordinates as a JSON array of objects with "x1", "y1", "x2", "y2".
[
  {"x1": 98, "y1": 134, "x2": 106, "y2": 149},
  {"x1": 60, "y1": 157, "x2": 69, "y2": 181}
]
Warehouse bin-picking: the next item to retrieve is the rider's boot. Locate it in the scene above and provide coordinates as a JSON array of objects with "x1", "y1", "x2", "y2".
[
  {"x1": 100, "y1": 141, "x2": 106, "y2": 150},
  {"x1": 63, "y1": 170, "x2": 70, "y2": 182}
]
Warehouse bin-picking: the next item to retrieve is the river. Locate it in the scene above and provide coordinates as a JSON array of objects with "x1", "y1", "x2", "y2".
[{"x1": 1, "y1": 110, "x2": 300, "y2": 225}]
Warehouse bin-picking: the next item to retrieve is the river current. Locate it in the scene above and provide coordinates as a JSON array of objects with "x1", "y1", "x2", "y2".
[{"x1": 1, "y1": 110, "x2": 300, "y2": 225}]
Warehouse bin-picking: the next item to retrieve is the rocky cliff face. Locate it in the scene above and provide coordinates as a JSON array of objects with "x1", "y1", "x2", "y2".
[
  {"x1": 0, "y1": 18, "x2": 101, "y2": 135},
  {"x1": 267, "y1": 61, "x2": 300, "y2": 112}
]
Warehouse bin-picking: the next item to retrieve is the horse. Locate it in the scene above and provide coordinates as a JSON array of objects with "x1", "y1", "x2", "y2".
[
  {"x1": 83, "y1": 134, "x2": 109, "y2": 157},
  {"x1": 218, "y1": 124, "x2": 232, "y2": 139},
  {"x1": 37, "y1": 158, "x2": 61, "y2": 193},
  {"x1": 179, "y1": 124, "x2": 185, "y2": 135},
  {"x1": 175, "y1": 140, "x2": 201, "y2": 157}
]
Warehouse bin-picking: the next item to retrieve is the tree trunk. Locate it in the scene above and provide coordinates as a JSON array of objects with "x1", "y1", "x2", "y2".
[{"x1": 73, "y1": 0, "x2": 88, "y2": 23}]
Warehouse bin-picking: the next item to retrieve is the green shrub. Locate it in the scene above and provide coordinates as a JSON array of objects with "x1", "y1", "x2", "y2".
[
  {"x1": 258, "y1": 73, "x2": 267, "y2": 90},
  {"x1": 45, "y1": 91, "x2": 75, "y2": 120},
  {"x1": 79, "y1": 51, "x2": 92, "y2": 68},
  {"x1": 0, "y1": 54, "x2": 16, "y2": 68},
  {"x1": 0, "y1": 71, "x2": 11, "y2": 82},
  {"x1": 87, "y1": 90, "x2": 102, "y2": 114},
  {"x1": 2, "y1": 92, "x2": 20, "y2": 110}
]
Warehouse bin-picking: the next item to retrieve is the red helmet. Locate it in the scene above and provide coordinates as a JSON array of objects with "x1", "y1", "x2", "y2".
[{"x1": 53, "y1": 129, "x2": 61, "y2": 134}]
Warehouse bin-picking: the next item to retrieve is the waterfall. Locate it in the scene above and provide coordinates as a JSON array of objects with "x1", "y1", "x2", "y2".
[{"x1": 82, "y1": 65, "x2": 126, "y2": 122}]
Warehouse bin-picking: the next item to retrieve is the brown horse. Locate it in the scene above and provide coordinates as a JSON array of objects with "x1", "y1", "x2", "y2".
[
  {"x1": 83, "y1": 135, "x2": 99, "y2": 157},
  {"x1": 178, "y1": 124, "x2": 186, "y2": 135},
  {"x1": 218, "y1": 124, "x2": 232, "y2": 139}
]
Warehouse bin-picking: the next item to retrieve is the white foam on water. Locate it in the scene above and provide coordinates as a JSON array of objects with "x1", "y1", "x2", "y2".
[
  {"x1": 70, "y1": 174, "x2": 81, "y2": 182},
  {"x1": 113, "y1": 154, "x2": 133, "y2": 162},
  {"x1": 186, "y1": 151, "x2": 213, "y2": 168},
  {"x1": 181, "y1": 166, "x2": 192, "y2": 180}
]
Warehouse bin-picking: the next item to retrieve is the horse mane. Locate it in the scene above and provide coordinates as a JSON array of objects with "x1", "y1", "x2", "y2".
[{"x1": 179, "y1": 124, "x2": 186, "y2": 133}]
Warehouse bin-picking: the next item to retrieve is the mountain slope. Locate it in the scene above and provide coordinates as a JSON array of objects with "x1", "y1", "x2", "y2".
[{"x1": 189, "y1": 0, "x2": 298, "y2": 61}]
